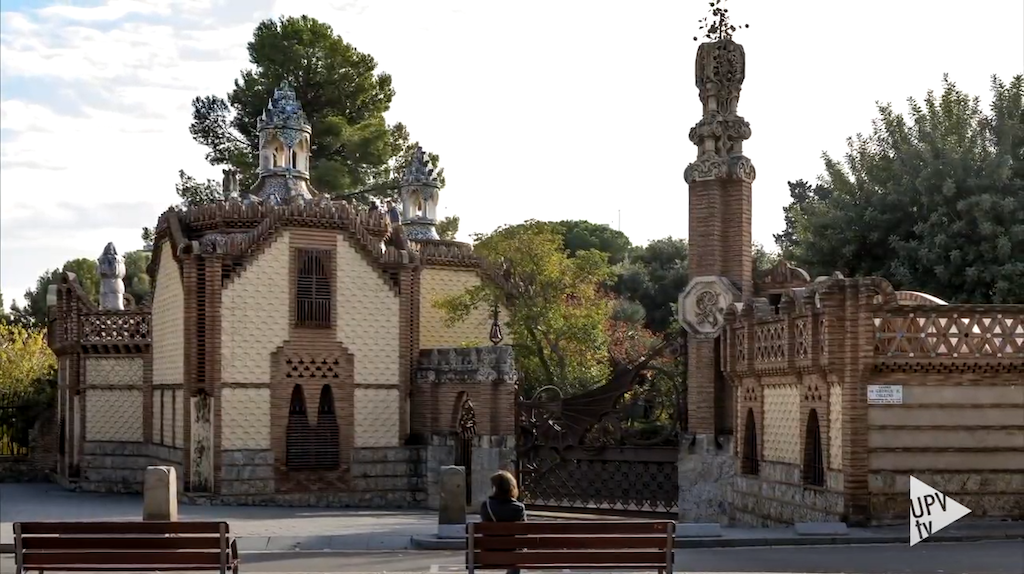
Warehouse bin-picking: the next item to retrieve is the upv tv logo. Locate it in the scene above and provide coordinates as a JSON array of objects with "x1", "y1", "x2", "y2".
[{"x1": 909, "y1": 476, "x2": 972, "y2": 546}]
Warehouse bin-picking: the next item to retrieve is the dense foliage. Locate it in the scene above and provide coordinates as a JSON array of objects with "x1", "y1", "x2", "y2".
[{"x1": 777, "y1": 75, "x2": 1024, "y2": 303}]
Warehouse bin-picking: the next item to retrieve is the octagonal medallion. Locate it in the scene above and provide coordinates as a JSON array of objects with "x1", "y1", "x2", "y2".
[{"x1": 677, "y1": 275, "x2": 741, "y2": 339}]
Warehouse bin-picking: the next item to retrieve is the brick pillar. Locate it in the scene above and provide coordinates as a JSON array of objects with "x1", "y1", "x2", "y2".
[{"x1": 676, "y1": 37, "x2": 755, "y2": 524}]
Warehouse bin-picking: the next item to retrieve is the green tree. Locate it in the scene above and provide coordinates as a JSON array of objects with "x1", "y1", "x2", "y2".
[
  {"x1": 434, "y1": 221, "x2": 615, "y2": 396},
  {"x1": 612, "y1": 238, "x2": 778, "y2": 334},
  {"x1": 776, "y1": 75, "x2": 1024, "y2": 303},
  {"x1": 613, "y1": 237, "x2": 689, "y2": 333},
  {"x1": 124, "y1": 251, "x2": 153, "y2": 306},
  {"x1": 436, "y1": 216, "x2": 460, "y2": 241},
  {"x1": 187, "y1": 15, "x2": 443, "y2": 205},
  {"x1": 556, "y1": 220, "x2": 633, "y2": 265},
  {"x1": 0, "y1": 323, "x2": 56, "y2": 393}
]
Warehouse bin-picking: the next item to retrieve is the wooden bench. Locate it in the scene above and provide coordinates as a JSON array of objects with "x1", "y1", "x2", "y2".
[
  {"x1": 13, "y1": 521, "x2": 239, "y2": 574},
  {"x1": 467, "y1": 520, "x2": 675, "y2": 573}
]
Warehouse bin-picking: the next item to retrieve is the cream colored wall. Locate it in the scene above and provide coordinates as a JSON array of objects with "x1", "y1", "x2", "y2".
[
  {"x1": 152, "y1": 242, "x2": 185, "y2": 386},
  {"x1": 419, "y1": 267, "x2": 510, "y2": 348},
  {"x1": 336, "y1": 235, "x2": 400, "y2": 386},
  {"x1": 868, "y1": 384, "x2": 1024, "y2": 472},
  {"x1": 85, "y1": 389, "x2": 143, "y2": 442},
  {"x1": 762, "y1": 378, "x2": 801, "y2": 464},
  {"x1": 354, "y1": 387, "x2": 400, "y2": 447},
  {"x1": 221, "y1": 387, "x2": 271, "y2": 450},
  {"x1": 85, "y1": 358, "x2": 143, "y2": 386},
  {"x1": 221, "y1": 232, "x2": 291, "y2": 384},
  {"x1": 828, "y1": 382, "x2": 842, "y2": 469}
]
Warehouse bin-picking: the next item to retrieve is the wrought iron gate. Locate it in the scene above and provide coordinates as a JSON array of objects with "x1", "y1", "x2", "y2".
[
  {"x1": 455, "y1": 399, "x2": 476, "y2": 505},
  {"x1": 516, "y1": 373, "x2": 683, "y2": 516}
]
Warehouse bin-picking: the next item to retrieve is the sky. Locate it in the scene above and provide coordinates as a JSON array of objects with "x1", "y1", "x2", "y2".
[{"x1": 1, "y1": 0, "x2": 1022, "y2": 307}]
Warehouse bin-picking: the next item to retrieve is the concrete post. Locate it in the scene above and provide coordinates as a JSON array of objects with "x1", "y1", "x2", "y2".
[
  {"x1": 143, "y1": 466, "x2": 178, "y2": 521},
  {"x1": 437, "y1": 465, "x2": 467, "y2": 538}
]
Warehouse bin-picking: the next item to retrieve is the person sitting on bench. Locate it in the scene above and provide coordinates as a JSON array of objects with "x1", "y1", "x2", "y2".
[{"x1": 479, "y1": 470, "x2": 527, "y2": 574}]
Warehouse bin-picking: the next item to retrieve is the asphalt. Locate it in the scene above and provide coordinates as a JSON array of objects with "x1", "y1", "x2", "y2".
[
  {"x1": 2, "y1": 540, "x2": 1021, "y2": 573},
  {"x1": 2, "y1": 483, "x2": 1023, "y2": 554}
]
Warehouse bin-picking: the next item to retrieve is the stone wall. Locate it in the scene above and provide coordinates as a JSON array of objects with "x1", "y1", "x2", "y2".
[
  {"x1": 184, "y1": 446, "x2": 426, "y2": 507},
  {"x1": 865, "y1": 373, "x2": 1024, "y2": 522}
]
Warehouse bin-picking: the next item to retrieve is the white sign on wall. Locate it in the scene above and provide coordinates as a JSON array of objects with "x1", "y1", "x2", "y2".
[{"x1": 867, "y1": 384, "x2": 903, "y2": 405}]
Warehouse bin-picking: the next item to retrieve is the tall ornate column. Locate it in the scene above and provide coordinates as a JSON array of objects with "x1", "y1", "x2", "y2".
[{"x1": 676, "y1": 36, "x2": 756, "y2": 523}]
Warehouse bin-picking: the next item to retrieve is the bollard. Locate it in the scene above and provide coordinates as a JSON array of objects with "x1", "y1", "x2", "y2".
[
  {"x1": 143, "y1": 466, "x2": 178, "y2": 521},
  {"x1": 437, "y1": 465, "x2": 467, "y2": 538}
]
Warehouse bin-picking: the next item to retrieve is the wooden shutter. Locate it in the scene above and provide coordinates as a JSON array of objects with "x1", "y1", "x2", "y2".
[{"x1": 295, "y1": 249, "x2": 332, "y2": 328}]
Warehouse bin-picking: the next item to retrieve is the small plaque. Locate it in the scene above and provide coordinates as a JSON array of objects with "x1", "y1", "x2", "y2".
[{"x1": 867, "y1": 384, "x2": 903, "y2": 405}]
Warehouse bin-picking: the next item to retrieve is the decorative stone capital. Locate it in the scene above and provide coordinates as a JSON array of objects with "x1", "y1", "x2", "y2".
[
  {"x1": 729, "y1": 155, "x2": 756, "y2": 183},
  {"x1": 695, "y1": 39, "x2": 746, "y2": 118},
  {"x1": 678, "y1": 276, "x2": 742, "y2": 339},
  {"x1": 684, "y1": 153, "x2": 729, "y2": 184}
]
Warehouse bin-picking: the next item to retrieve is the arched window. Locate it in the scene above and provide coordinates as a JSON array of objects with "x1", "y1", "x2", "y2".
[
  {"x1": 313, "y1": 385, "x2": 340, "y2": 471},
  {"x1": 741, "y1": 408, "x2": 759, "y2": 476},
  {"x1": 802, "y1": 409, "x2": 825, "y2": 487},
  {"x1": 285, "y1": 385, "x2": 313, "y2": 470},
  {"x1": 291, "y1": 150, "x2": 298, "y2": 170}
]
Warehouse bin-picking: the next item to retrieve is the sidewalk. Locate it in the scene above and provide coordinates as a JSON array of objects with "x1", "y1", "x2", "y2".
[{"x1": 2, "y1": 483, "x2": 1022, "y2": 553}]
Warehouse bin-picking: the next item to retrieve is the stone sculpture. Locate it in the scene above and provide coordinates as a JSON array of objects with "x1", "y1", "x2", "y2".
[{"x1": 98, "y1": 242, "x2": 126, "y2": 311}]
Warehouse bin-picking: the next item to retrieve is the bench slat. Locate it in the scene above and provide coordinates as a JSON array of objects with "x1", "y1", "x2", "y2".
[
  {"x1": 16, "y1": 522, "x2": 228, "y2": 536},
  {"x1": 474, "y1": 550, "x2": 667, "y2": 567},
  {"x1": 21, "y1": 536, "x2": 223, "y2": 551},
  {"x1": 474, "y1": 535, "x2": 669, "y2": 550},
  {"x1": 14, "y1": 564, "x2": 226, "y2": 568},
  {"x1": 22, "y1": 551, "x2": 224, "y2": 567},
  {"x1": 472, "y1": 521, "x2": 672, "y2": 536}
]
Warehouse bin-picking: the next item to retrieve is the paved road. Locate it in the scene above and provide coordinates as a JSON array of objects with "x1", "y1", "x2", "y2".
[{"x1": 6, "y1": 540, "x2": 1016, "y2": 573}]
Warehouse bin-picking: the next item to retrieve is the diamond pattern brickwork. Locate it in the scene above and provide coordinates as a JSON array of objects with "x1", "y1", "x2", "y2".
[
  {"x1": 874, "y1": 310, "x2": 1023, "y2": 359},
  {"x1": 828, "y1": 381, "x2": 843, "y2": 470},
  {"x1": 762, "y1": 380, "x2": 801, "y2": 464}
]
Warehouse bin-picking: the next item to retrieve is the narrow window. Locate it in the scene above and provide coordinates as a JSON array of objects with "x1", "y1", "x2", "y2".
[
  {"x1": 295, "y1": 249, "x2": 332, "y2": 328},
  {"x1": 313, "y1": 385, "x2": 340, "y2": 470},
  {"x1": 285, "y1": 385, "x2": 313, "y2": 470},
  {"x1": 291, "y1": 150, "x2": 298, "y2": 170},
  {"x1": 802, "y1": 409, "x2": 825, "y2": 487},
  {"x1": 741, "y1": 408, "x2": 759, "y2": 476}
]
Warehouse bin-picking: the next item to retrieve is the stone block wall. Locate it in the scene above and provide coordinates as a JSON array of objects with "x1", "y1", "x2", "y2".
[
  {"x1": 185, "y1": 446, "x2": 426, "y2": 507},
  {"x1": 865, "y1": 371, "x2": 1024, "y2": 523}
]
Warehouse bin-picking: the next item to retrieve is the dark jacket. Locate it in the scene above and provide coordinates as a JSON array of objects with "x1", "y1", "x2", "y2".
[{"x1": 480, "y1": 496, "x2": 526, "y2": 522}]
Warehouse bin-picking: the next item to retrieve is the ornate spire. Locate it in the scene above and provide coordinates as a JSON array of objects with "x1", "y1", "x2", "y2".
[
  {"x1": 398, "y1": 146, "x2": 442, "y2": 241},
  {"x1": 401, "y1": 146, "x2": 441, "y2": 188},
  {"x1": 683, "y1": 39, "x2": 756, "y2": 184},
  {"x1": 248, "y1": 80, "x2": 318, "y2": 202}
]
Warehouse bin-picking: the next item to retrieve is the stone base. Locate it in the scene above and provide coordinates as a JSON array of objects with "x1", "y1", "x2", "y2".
[
  {"x1": 677, "y1": 434, "x2": 735, "y2": 524},
  {"x1": 437, "y1": 524, "x2": 466, "y2": 539},
  {"x1": 730, "y1": 461, "x2": 845, "y2": 526}
]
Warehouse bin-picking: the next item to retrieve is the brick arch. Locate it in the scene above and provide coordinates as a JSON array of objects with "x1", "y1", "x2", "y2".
[
  {"x1": 271, "y1": 341, "x2": 354, "y2": 493},
  {"x1": 740, "y1": 407, "x2": 760, "y2": 476},
  {"x1": 802, "y1": 408, "x2": 825, "y2": 487}
]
